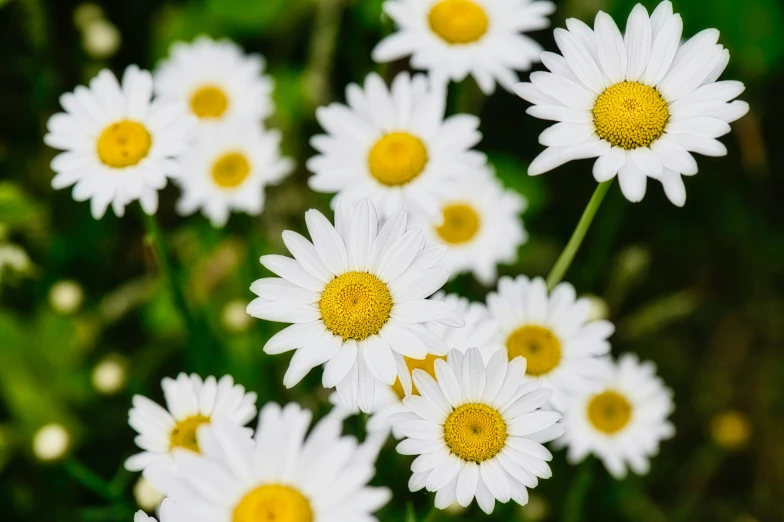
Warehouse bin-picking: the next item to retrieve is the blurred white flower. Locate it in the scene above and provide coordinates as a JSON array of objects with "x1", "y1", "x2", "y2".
[
  {"x1": 48, "y1": 280, "x2": 84, "y2": 315},
  {"x1": 486, "y1": 276, "x2": 615, "y2": 410},
  {"x1": 307, "y1": 72, "x2": 485, "y2": 221},
  {"x1": 220, "y1": 298, "x2": 254, "y2": 333},
  {"x1": 418, "y1": 166, "x2": 527, "y2": 285},
  {"x1": 133, "y1": 476, "x2": 165, "y2": 512},
  {"x1": 155, "y1": 36, "x2": 274, "y2": 125},
  {"x1": 174, "y1": 123, "x2": 294, "y2": 228},
  {"x1": 91, "y1": 356, "x2": 127, "y2": 395},
  {"x1": 124, "y1": 374, "x2": 257, "y2": 474},
  {"x1": 373, "y1": 0, "x2": 555, "y2": 94},
  {"x1": 82, "y1": 19, "x2": 121, "y2": 59},
  {"x1": 45, "y1": 66, "x2": 193, "y2": 218},
  {"x1": 556, "y1": 353, "x2": 675, "y2": 478},
  {"x1": 33, "y1": 423, "x2": 70, "y2": 462},
  {"x1": 0, "y1": 242, "x2": 33, "y2": 285}
]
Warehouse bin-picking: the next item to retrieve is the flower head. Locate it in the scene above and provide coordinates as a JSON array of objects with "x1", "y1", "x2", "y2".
[
  {"x1": 373, "y1": 0, "x2": 555, "y2": 94},
  {"x1": 45, "y1": 66, "x2": 193, "y2": 218},
  {"x1": 514, "y1": 0, "x2": 749, "y2": 205}
]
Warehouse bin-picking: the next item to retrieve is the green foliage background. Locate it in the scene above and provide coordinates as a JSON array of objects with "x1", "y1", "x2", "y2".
[{"x1": 1, "y1": 0, "x2": 783, "y2": 520}]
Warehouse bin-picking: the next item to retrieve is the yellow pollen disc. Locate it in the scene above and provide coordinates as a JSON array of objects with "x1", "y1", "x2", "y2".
[
  {"x1": 169, "y1": 415, "x2": 210, "y2": 453},
  {"x1": 428, "y1": 0, "x2": 489, "y2": 44},
  {"x1": 190, "y1": 85, "x2": 229, "y2": 119},
  {"x1": 587, "y1": 391, "x2": 632, "y2": 434},
  {"x1": 435, "y1": 203, "x2": 481, "y2": 244},
  {"x1": 212, "y1": 152, "x2": 251, "y2": 188},
  {"x1": 444, "y1": 403, "x2": 507, "y2": 463},
  {"x1": 506, "y1": 325, "x2": 562, "y2": 377},
  {"x1": 96, "y1": 120, "x2": 152, "y2": 168},
  {"x1": 592, "y1": 81, "x2": 669, "y2": 150},
  {"x1": 368, "y1": 132, "x2": 428, "y2": 186},
  {"x1": 392, "y1": 354, "x2": 446, "y2": 399},
  {"x1": 319, "y1": 272, "x2": 393, "y2": 341},
  {"x1": 233, "y1": 484, "x2": 313, "y2": 522}
]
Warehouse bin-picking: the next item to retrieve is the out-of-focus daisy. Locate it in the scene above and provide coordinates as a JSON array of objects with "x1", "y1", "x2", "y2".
[
  {"x1": 155, "y1": 36, "x2": 274, "y2": 125},
  {"x1": 148, "y1": 403, "x2": 390, "y2": 522},
  {"x1": 486, "y1": 276, "x2": 614, "y2": 410},
  {"x1": 174, "y1": 124, "x2": 294, "y2": 228},
  {"x1": 124, "y1": 374, "x2": 257, "y2": 473},
  {"x1": 390, "y1": 348, "x2": 564, "y2": 514},
  {"x1": 307, "y1": 72, "x2": 485, "y2": 220},
  {"x1": 330, "y1": 293, "x2": 498, "y2": 437},
  {"x1": 514, "y1": 0, "x2": 749, "y2": 205},
  {"x1": 247, "y1": 198, "x2": 463, "y2": 413},
  {"x1": 556, "y1": 353, "x2": 675, "y2": 478},
  {"x1": 373, "y1": 0, "x2": 555, "y2": 94},
  {"x1": 45, "y1": 66, "x2": 192, "y2": 219},
  {"x1": 418, "y1": 167, "x2": 527, "y2": 285}
]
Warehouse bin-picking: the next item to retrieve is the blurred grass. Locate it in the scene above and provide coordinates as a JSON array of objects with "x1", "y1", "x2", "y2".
[{"x1": 0, "y1": 0, "x2": 783, "y2": 521}]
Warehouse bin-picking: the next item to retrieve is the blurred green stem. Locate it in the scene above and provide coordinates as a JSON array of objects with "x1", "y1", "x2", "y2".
[
  {"x1": 546, "y1": 180, "x2": 613, "y2": 291},
  {"x1": 422, "y1": 505, "x2": 440, "y2": 522},
  {"x1": 63, "y1": 459, "x2": 120, "y2": 501},
  {"x1": 562, "y1": 459, "x2": 594, "y2": 522},
  {"x1": 142, "y1": 213, "x2": 199, "y2": 337}
]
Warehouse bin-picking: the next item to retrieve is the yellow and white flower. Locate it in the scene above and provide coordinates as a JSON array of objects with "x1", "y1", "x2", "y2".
[
  {"x1": 556, "y1": 353, "x2": 675, "y2": 478},
  {"x1": 390, "y1": 348, "x2": 564, "y2": 514},
  {"x1": 45, "y1": 66, "x2": 192, "y2": 219},
  {"x1": 373, "y1": 0, "x2": 555, "y2": 94},
  {"x1": 307, "y1": 72, "x2": 486, "y2": 221},
  {"x1": 147, "y1": 403, "x2": 391, "y2": 522},
  {"x1": 486, "y1": 276, "x2": 614, "y2": 410},
  {"x1": 514, "y1": 0, "x2": 748, "y2": 205},
  {"x1": 419, "y1": 167, "x2": 527, "y2": 285},
  {"x1": 124, "y1": 374, "x2": 257, "y2": 474},
  {"x1": 155, "y1": 36, "x2": 274, "y2": 125},
  {"x1": 247, "y1": 198, "x2": 464, "y2": 413},
  {"x1": 330, "y1": 292, "x2": 499, "y2": 438},
  {"x1": 174, "y1": 123, "x2": 294, "y2": 228}
]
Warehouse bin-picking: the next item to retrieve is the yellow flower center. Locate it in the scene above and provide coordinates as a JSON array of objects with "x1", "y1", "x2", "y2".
[
  {"x1": 368, "y1": 132, "x2": 428, "y2": 186},
  {"x1": 169, "y1": 414, "x2": 210, "y2": 453},
  {"x1": 592, "y1": 81, "x2": 669, "y2": 150},
  {"x1": 587, "y1": 391, "x2": 632, "y2": 434},
  {"x1": 233, "y1": 484, "x2": 313, "y2": 522},
  {"x1": 428, "y1": 0, "x2": 489, "y2": 44},
  {"x1": 435, "y1": 203, "x2": 481, "y2": 244},
  {"x1": 506, "y1": 325, "x2": 561, "y2": 377},
  {"x1": 444, "y1": 403, "x2": 507, "y2": 463},
  {"x1": 191, "y1": 85, "x2": 229, "y2": 119},
  {"x1": 319, "y1": 272, "x2": 393, "y2": 341},
  {"x1": 96, "y1": 120, "x2": 152, "y2": 168},
  {"x1": 212, "y1": 152, "x2": 251, "y2": 188},
  {"x1": 392, "y1": 354, "x2": 445, "y2": 399}
]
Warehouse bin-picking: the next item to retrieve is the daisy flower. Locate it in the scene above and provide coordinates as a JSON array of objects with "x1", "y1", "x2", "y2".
[
  {"x1": 174, "y1": 123, "x2": 294, "y2": 228},
  {"x1": 390, "y1": 348, "x2": 564, "y2": 514},
  {"x1": 514, "y1": 0, "x2": 749, "y2": 205},
  {"x1": 330, "y1": 292, "x2": 499, "y2": 438},
  {"x1": 44, "y1": 66, "x2": 192, "y2": 219},
  {"x1": 556, "y1": 353, "x2": 675, "y2": 478},
  {"x1": 486, "y1": 276, "x2": 614, "y2": 410},
  {"x1": 307, "y1": 72, "x2": 486, "y2": 221},
  {"x1": 247, "y1": 198, "x2": 464, "y2": 413},
  {"x1": 418, "y1": 166, "x2": 527, "y2": 285},
  {"x1": 373, "y1": 0, "x2": 556, "y2": 94},
  {"x1": 124, "y1": 374, "x2": 257, "y2": 473},
  {"x1": 154, "y1": 36, "x2": 274, "y2": 125},
  {"x1": 147, "y1": 402, "x2": 391, "y2": 522}
]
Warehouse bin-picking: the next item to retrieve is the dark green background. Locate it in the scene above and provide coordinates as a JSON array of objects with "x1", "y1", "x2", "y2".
[{"x1": 1, "y1": 0, "x2": 783, "y2": 520}]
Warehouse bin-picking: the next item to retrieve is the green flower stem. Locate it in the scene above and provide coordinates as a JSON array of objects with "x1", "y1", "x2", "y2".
[
  {"x1": 546, "y1": 180, "x2": 613, "y2": 291},
  {"x1": 421, "y1": 504, "x2": 441, "y2": 522},
  {"x1": 63, "y1": 459, "x2": 119, "y2": 501},
  {"x1": 562, "y1": 459, "x2": 595, "y2": 522}
]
